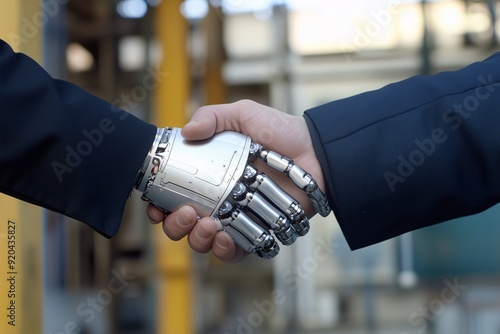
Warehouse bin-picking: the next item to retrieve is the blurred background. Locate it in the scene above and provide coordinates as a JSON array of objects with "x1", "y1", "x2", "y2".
[{"x1": 1, "y1": 0, "x2": 500, "y2": 333}]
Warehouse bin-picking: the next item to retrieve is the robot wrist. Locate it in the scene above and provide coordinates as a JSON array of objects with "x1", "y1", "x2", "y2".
[{"x1": 134, "y1": 127, "x2": 172, "y2": 193}]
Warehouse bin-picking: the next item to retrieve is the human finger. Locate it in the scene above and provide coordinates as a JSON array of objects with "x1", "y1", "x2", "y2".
[
  {"x1": 187, "y1": 217, "x2": 219, "y2": 253},
  {"x1": 212, "y1": 231, "x2": 249, "y2": 263},
  {"x1": 147, "y1": 203, "x2": 166, "y2": 224},
  {"x1": 161, "y1": 205, "x2": 198, "y2": 241},
  {"x1": 182, "y1": 100, "x2": 309, "y2": 158}
]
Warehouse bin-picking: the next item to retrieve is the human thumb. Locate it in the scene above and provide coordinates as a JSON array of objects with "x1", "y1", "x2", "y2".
[{"x1": 181, "y1": 109, "x2": 217, "y2": 140}]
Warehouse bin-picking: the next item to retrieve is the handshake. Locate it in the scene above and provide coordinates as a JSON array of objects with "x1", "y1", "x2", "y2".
[{"x1": 136, "y1": 100, "x2": 330, "y2": 261}]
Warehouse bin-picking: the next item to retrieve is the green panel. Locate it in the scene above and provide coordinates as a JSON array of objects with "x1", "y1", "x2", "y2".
[{"x1": 412, "y1": 203, "x2": 500, "y2": 278}]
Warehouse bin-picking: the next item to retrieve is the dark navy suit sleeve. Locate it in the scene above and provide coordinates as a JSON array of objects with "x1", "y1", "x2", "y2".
[
  {"x1": 304, "y1": 53, "x2": 500, "y2": 250},
  {"x1": 0, "y1": 40, "x2": 157, "y2": 237}
]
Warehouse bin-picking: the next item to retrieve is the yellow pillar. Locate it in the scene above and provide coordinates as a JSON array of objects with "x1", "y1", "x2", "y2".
[
  {"x1": 203, "y1": 6, "x2": 226, "y2": 105},
  {"x1": 153, "y1": 1, "x2": 193, "y2": 334},
  {"x1": 0, "y1": 1, "x2": 43, "y2": 334},
  {"x1": 154, "y1": 0, "x2": 190, "y2": 128}
]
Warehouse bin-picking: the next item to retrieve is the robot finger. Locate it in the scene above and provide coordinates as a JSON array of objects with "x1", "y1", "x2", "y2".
[
  {"x1": 239, "y1": 166, "x2": 310, "y2": 237},
  {"x1": 251, "y1": 146, "x2": 331, "y2": 217},
  {"x1": 252, "y1": 173, "x2": 310, "y2": 236},
  {"x1": 232, "y1": 182, "x2": 297, "y2": 246},
  {"x1": 217, "y1": 201, "x2": 279, "y2": 259}
]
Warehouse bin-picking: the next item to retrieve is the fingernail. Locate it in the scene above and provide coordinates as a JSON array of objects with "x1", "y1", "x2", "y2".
[
  {"x1": 196, "y1": 225, "x2": 212, "y2": 239},
  {"x1": 184, "y1": 120, "x2": 198, "y2": 129},
  {"x1": 216, "y1": 236, "x2": 230, "y2": 249},
  {"x1": 177, "y1": 207, "x2": 193, "y2": 226},
  {"x1": 149, "y1": 213, "x2": 166, "y2": 225}
]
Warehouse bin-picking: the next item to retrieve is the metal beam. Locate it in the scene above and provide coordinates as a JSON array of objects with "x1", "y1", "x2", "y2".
[{"x1": 153, "y1": 1, "x2": 194, "y2": 333}]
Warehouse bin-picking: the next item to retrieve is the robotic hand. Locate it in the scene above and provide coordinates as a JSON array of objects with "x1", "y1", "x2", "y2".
[{"x1": 134, "y1": 127, "x2": 330, "y2": 259}]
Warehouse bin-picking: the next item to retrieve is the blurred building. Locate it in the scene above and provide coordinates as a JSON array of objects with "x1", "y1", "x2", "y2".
[{"x1": 1, "y1": 0, "x2": 500, "y2": 333}]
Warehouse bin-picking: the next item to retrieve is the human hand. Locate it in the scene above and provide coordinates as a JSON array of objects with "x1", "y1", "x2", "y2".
[{"x1": 148, "y1": 100, "x2": 327, "y2": 263}]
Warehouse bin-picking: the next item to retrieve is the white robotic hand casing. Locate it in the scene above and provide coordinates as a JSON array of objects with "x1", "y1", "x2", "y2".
[
  {"x1": 135, "y1": 128, "x2": 251, "y2": 219},
  {"x1": 135, "y1": 127, "x2": 330, "y2": 259}
]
